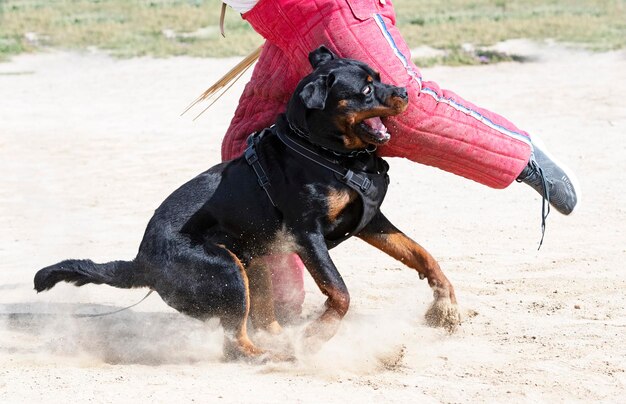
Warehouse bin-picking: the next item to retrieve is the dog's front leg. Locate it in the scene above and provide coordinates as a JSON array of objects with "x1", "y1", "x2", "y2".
[
  {"x1": 246, "y1": 258, "x2": 282, "y2": 335},
  {"x1": 357, "y1": 212, "x2": 461, "y2": 332},
  {"x1": 295, "y1": 232, "x2": 350, "y2": 350}
]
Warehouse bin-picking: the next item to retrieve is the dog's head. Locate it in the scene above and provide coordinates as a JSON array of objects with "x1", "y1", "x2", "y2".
[{"x1": 286, "y1": 46, "x2": 408, "y2": 153}]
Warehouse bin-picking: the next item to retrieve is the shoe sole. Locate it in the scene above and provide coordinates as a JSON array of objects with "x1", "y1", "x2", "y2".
[{"x1": 531, "y1": 134, "x2": 582, "y2": 215}]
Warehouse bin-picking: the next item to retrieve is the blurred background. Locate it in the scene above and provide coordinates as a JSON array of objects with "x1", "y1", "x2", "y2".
[{"x1": 1, "y1": 0, "x2": 624, "y2": 65}]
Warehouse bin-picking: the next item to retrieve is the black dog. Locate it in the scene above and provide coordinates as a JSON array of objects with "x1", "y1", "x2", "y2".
[{"x1": 34, "y1": 46, "x2": 460, "y2": 359}]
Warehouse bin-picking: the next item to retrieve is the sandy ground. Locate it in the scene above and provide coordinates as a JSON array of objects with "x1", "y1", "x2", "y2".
[{"x1": 0, "y1": 42, "x2": 625, "y2": 402}]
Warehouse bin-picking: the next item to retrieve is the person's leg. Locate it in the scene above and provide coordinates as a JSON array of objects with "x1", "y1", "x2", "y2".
[{"x1": 242, "y1": 0, "x2": 578, "y2": 209}]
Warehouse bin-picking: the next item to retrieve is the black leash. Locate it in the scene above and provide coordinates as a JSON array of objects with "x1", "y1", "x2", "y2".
[
  {"x1": 73, "y1": 290, "x2": 154, "y2": 318},
  {"x1": 1, "y1": 290, "x2": 155, "y2": 320}
]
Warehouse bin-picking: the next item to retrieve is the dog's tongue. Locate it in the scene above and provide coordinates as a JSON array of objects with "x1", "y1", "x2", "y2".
[{"x1": 363, "y1": 117, "x2": 389, "y2": 140}]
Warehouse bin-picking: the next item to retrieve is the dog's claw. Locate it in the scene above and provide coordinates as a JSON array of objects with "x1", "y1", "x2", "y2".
[
  {"x1": 418, "y1": 273, "x2": 425, "y2": 280},
  {"x1": 425, "y1": 297, "x2": 462, "y2": 333}
]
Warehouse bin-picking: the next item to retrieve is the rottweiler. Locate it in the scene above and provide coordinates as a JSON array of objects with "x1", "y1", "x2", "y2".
[{"x1": 34, "y1": 46, "x2": 461, "y2": 360}]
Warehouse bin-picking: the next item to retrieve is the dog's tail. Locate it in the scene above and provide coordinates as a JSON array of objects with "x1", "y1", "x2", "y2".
[{"x1": 34, "y1": 259, "x2": 147, "y2": 292}]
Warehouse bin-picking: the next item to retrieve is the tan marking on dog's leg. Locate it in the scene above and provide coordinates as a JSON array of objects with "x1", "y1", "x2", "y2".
[
  {"x1": 247, "y1": 259, "x2": 281, "y2": 333},
  {"x1": 359, "y1": 232, "x2": 461, "y2": 331},
  {"x1": 221, "y1": 248, "x2": 265, "y2": 357}
]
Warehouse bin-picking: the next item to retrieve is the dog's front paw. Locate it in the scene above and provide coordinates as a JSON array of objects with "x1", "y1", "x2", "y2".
[{"x1": 425, "y1": 297, "x2": 461, "y2": 333}]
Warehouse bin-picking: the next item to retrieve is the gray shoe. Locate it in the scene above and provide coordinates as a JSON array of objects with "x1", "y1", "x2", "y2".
[
  {"x1": 517, "y1": 138, "x2": 580, "y2": 248},
  {"x1": 517, "y1": 141, "x2": 580, "y2": 215}
]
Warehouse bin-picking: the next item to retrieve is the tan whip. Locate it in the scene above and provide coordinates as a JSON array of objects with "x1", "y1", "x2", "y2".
[{"x1": 182, "y1": 45, "x2": 263, "y2": 121}]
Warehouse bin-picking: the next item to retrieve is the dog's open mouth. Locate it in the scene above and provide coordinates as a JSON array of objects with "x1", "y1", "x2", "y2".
[{"x1": 357, "y1": 117, "x2": 390, "y2": 145}]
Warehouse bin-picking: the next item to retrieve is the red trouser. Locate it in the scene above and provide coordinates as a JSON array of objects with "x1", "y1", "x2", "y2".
[{"x1": 221, "y1": 0, "x2": 533, "y2": 314}]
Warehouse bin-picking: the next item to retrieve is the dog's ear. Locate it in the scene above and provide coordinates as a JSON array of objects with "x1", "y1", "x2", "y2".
[
  {"x1": 299, "y1": 75, "x2": 331, "y2": 109},
  {"x1": 308, "y1": 46, "x2": 337, "y2": 69}
]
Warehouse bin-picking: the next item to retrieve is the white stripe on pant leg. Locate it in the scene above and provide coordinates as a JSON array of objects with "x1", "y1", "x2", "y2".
[
  {"x1": 373, "y1": 14, "x2": 422, "y2": 90},
  {"x1": 373, "y1": 13, "x2": 531, "y2": 147},
  {"x1": 420, "y1": 88, "x2": 532, "y2": 146}
]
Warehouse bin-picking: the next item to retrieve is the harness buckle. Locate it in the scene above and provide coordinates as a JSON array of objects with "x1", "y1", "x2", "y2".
[
  {"x1": 244, "y1": 146, "x2": 258, "y2": 164},
  {"x1": 361, "y1": 177, "x2": 372, "y2": 191},
  {"x1": 342, "y1": 170, "x2": 372, "y2": 191},
  {"x1": 257, "y1": 175, "x2": 270, "y2": 188},
  {"x1": 246, "y1": 132, "x2": 256, "y2": 146},
  {"x1": 342, "y1": 170, "x2": 354, "y2": 183}
]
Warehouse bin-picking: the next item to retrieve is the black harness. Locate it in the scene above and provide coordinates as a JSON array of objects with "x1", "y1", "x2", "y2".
[
  {"x1": 244, "y1": 131, "x2": 278, "y2": 207},
  {"x1": 244, "y1": 125, "x2": 389, "y2": 241}
]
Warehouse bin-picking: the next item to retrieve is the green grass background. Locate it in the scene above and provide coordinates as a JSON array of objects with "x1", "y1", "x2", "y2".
[{"x1": 0, "y1": 0, "x2": 624, "y2": 63}]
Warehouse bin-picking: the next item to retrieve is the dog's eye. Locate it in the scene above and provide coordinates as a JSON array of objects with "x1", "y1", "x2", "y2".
[{"x1": 362, "y1": 85, "x2": 373, "y2": 95}]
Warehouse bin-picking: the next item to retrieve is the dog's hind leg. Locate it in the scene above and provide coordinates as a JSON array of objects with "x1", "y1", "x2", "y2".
[
  {"x1": 219, "y1": 250, "x2": 295, "y2": 362},
  {"x1": 357, "y1": 212, "x2": 461, "y2": 332},
  {"x1": 149, "y1": 244, "x2": 265, "y2": 360},
  {"x1": 208, "y1": 247, "x2": 266, "y2": 360}
]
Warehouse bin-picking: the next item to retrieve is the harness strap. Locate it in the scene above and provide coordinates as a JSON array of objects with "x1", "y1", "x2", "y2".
[
  {"x1": 288, "y1": 121, "x2": 377, "y2": 157},
  {"x1": 245, "y1": 132, "x2": 278, "y2": 207},
  {"x1": 245, "y1": 126, "x2": 387, "y2": 242},
  {"x1": 275, "y1": 128, "x2": 372, "y2": 192}
]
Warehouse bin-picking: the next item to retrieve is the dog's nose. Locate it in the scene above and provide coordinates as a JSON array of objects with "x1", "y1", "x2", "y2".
[{"x1": 393, "y1": 87, "x2": 408, "y2": 101}]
